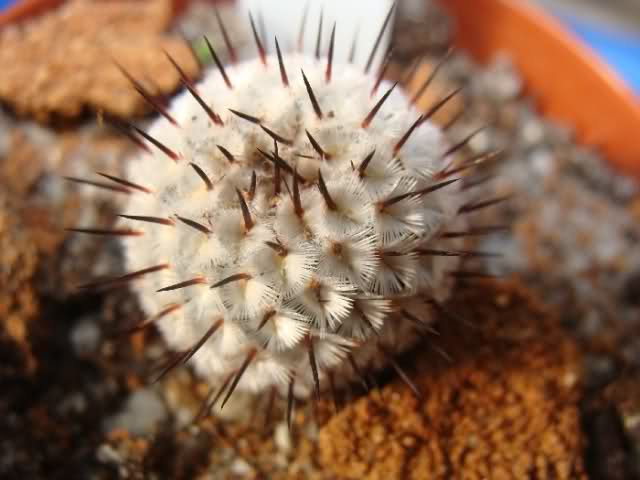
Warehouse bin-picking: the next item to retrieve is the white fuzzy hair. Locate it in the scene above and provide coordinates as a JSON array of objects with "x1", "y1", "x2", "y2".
[{"x1": 119, "y1": 52, "x2": 466, "y2": 398}]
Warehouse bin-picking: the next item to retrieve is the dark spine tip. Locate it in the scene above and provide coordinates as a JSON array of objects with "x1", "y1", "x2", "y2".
[
  {"x1": 347, "y1": 354, "x2": 370, "y2": 392},
  {"x1": 78, "y1": 264, "x2": 170, "y2": 292},
  {"x1": 317, "y1": 169, "x2": 337, "y2": 211},
  {"x1": 176, "y1": 216, "x2": 212, "y2": 235},
  {"x1": 203, "y1": 35, "x2": 233, "y2": 89},
  {"x1": 292, "y1": 167, "x2": 304, "y2": 216},
  {"x1": 214, "y1": 8, "x2": 237, "y2": 63},
  {"x1": 305, "y1": 129, "x2": 330, "y2": 160},
  {"x1": 275, "y1": 36, "x2": 289, "y2": 87},
  {"x1": 198, "y1": 371, "x2": 235, "y2": 420},
  {"x1": 115, "y1": 62, "x2": 178, "y2": 126},
  {"x1": 325, "y1": 22, "x2": 336, "y2": 83},
  {"x1": 358, "y1": 149, "x2": 376, "y2": 176},
  {"x1": 422, "y1": 86, "x2": 464, "y2": 123},
  {"x1": 64, "y1": 176, "x2": 131, "y2": 195},
  {"x1": 210, "y1": 273, "x2": 252, "y2": 289},
  {"x1": 236, "y1": 188, "x2": 255, "y2": 231},
  {"x1": 379, "y1": 344, "x2": 422, "y2": 399},
  {"x1": 164, "y1": 50, "x2": 192, "y2": 87},
  {"x1": 97, "y1": 172, "x2": 151, "y2": 194},
  {"x1": 220, "y1": 349, "x2": 258, "y2": 409},
  {"x1": 348, "y1": 25, "x2": 360, "y2": 64},
  {"x1": 410, "y1": 47, "x2": 454, "y2": 105},
  {"x1": 217, "y1": 144, "x2": 236, "y2": 163},
  {"x1": 297, "y1": 1, "x2": 310, "y2": 51},
  {"x1": 364, "y1": 2, "x2": 396, "y2": 74},
  {"x1": 228, "y1": 108, "x2": 261, "y2": 125},
  {"x1": 301, "y1": 69, "x2": 323, "y2": 119},
  {"x1": 106, "y1": 117, "x2": 152, "y2": 154},
  {"x1": 66, "y1": 227, "x2": 143, "y2": 237},
  {"x1": 190, "y1": 163, "x2": 214, "y2": 190},
  {"x1": 257, "y1": 310, "x2": 276, "y2": 333},
  {"x1": 128, "y1": 122, "x2": 180, "y2": 162},
  {"x1": 264, "y1": 241, "x2": 288, "y2": 256},
  {"x1": 183, "y1": 81, "x2": 224, "y2": 126},
  {"x1": 315, "y1": 8, "x2": 324, "y2": 60},
  {"x1": 441, "y1": 225, "x2": 510, "y2": 238},
  {"x1": 273, "y1": 162, "x2": 282, "y2": 196},
  {"x1": 393, "y1": 114, "x2": 424, "y2": 155},
  {"x1": 458, "y1": 195, "x2": 511, "y2": 215},
  {"x1": 157, "y1": 277, "x2": 207, "y2": 292},
  {"x1": 307, "y1": 337, "x2": 321, "y2": 402},
  {"x1": 362, "y1": 82, "x2": 398, "y2": 129},
  {"x1": 382, "y1": 178, "x2": 459, "y2": 208},
  {"x1": 118, "y1": 214, "x2": 175, "y2": 226},
  {"x1": 287, "y1": 376, "x2": 296, "y2": 431},
  {"x1": 371, "y1": 47, "x2": 393, "y2": 96},
  {"x1": 261, "y1": 125, "x2": 293, "y2": 146},
  {"x1": 248, "y1": 171, "x2": 257, "y2": 200},
  {"x1": 443, "y1": 126, "x2": 486, "y2": 158},
  {"x1": 249, "y1": 12, "x2": 267, "y2": 66},
  {"x1": 117, "y1": 303, "x2": 181, "y2": 336}
]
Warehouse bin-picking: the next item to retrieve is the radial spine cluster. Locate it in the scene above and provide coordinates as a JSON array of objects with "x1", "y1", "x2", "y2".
[{"x1": 86, "y1": 11, "x2": 475, "y2": 407}]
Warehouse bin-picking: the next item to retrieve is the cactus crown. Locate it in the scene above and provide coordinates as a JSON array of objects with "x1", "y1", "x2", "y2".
[{"x1": 71, "y1": 6, "x2": 489, "y2": 415}]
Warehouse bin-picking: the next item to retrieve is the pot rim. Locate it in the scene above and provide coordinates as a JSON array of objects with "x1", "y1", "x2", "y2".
[{"x1": 439, "y1": 0, "x2": 640, "y2": 179}]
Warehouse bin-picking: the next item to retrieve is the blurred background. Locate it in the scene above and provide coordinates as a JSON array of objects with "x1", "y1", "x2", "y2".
[
  {"x1": 539, "y1": 0, "x2": 640, "y2": 94},
  {"x1": 3, "y1": 0, "x2": 638, "y2": 93},
  {"x1": 0, "y1": 1, "x2": 638, "y2": 478}
]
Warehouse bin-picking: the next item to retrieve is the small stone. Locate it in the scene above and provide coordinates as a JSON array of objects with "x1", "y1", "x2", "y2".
[
  {"x1": 468, "y1": 127, "x2": 492, "y2": 153},
  {"x1": 274, "y1": 422, "x2": 292, "y2": 455},
  {"x1": 521, "y1": 118, "x2": 546, "y2": 147},
  {"x1": 96, "y1": 444, "x2": 123, "y2": 465},
  {"x1": 479, "y1": 55, "x2": 522, "y2": 102},
  {"x1": 58, "y1": 392, "x2": 88, "y2": 415},
  {"x1": 230, "y1": 458, "x2": 254, "y2": 476},
  {"x1": 530, "y1": 149, "x2": 555, "y2": 178},
  {"x1": 70, "y1": 317, "x2": 101, "y2": 356},
  {"x1": 104, "y1": 389, "x2": 168, "y2": 436}
]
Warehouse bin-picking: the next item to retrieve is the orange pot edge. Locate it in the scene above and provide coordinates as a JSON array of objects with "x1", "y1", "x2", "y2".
[
  {"x1": 438, "y1": 0, "x2": 640, "y2": 179},
  {"x1": 0, "y1": 0, "x2": 63, "y2": 25}
]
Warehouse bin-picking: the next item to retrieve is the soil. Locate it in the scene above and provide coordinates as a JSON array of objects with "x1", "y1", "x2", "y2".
[{"x1": 0, "y1": 1, "x2": 639, "y2": 478}]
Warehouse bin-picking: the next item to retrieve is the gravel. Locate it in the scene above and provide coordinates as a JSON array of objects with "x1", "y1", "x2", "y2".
[{"x1": 1, "y1": 0, "x2": 638, "y2": 477}]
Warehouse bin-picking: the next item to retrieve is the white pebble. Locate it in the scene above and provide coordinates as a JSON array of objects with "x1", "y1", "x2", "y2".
[
  {"x1": 70, "y1": 317, "x2": 101, "y2": 355},
  {"x1": 274, "y1": 422, "x2": 292, "y2": 454},
  {"x1": 104, "y1": 389, "x2": 167, "y2": 435}
]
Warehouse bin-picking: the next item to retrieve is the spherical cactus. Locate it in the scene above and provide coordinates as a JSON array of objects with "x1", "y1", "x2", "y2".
[{"x1": 71, "y1": 8, "x2": 496, "y2": 415}]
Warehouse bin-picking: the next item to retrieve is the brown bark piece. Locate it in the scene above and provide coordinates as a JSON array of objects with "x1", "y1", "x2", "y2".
[
  {"x1": 319, "y1": 280, "x2": 587, "y2": 479},
  {"x1": 0, "y1": 192, "x2": 39, "y2": 376},
  {"x1": 0, "y1": 0, "x2": 199, "y2": 121}
]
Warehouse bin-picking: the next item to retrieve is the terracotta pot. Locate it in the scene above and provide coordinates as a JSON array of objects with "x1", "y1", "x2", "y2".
[
  {"x1": 0, "y1": 0, "x2": 64, "y2": 25},
  {"x1": 438, "y1": 0, "x2": 640, "y2": 179},
  {"x1": 2, "y1": 0, "x2": 639, "y2": 178}
]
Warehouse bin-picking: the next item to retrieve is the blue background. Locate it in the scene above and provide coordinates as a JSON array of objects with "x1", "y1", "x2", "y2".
[
  {"x1": 0, "y1": 0, "x2": 638, "y2": 94},
  {"x1": 559, "y1": 13, "x2": 640, "y2": 95}
]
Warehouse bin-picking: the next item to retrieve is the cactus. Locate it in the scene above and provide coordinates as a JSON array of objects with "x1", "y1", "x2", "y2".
[{"x1": 69, "y1": 6, "x2": 499, "y2": 419}]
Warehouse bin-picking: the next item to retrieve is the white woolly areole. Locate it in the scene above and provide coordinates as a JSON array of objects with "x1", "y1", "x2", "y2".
[{"x1": 121, "y1": 53, "x2": 466, "y2": 398}]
